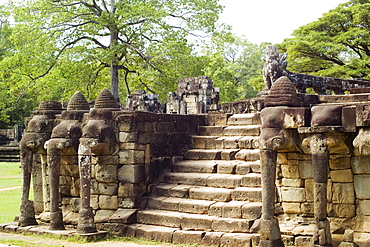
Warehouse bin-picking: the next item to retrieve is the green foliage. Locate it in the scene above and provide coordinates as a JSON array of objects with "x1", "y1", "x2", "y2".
[
  {"x1": 278, "y1": 0, "x2": 370, "y2": 79},
  {"x1": 202, "y1": 33, "x2": 267, "y2": 102}
]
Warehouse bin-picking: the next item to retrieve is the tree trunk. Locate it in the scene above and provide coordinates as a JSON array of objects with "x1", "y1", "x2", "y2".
[{"x1": 110, "y1": 0, "x2": 120, "y2": 103}]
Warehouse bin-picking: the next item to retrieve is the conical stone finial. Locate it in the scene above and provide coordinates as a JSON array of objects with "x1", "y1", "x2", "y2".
[
  {"x1": 265, "y1": 76, "x2": 301, "y2": 107},
  {"x1": 38, "y1": 100, "x2": 62, "y2": 111},
  {"x1": 95, "y1": 89, "x2": 120, "y2": 109},
  {"x1": 269, "y1": 76, "x2": 297, "y2": 96},
  {"x1": 67, "y1": 91, "x2": 90, "y2": 111}
]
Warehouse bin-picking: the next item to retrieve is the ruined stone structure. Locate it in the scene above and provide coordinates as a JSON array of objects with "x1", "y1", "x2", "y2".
[
  {"x1": 166, "y1": 76, "x2": 220, "y2": 114},
  {"x1": 125, "y1": 90, "x2": 164, "y2": 113},
  {"x1": 4, "y1": 46, "x2": 370, "y2": 247}
]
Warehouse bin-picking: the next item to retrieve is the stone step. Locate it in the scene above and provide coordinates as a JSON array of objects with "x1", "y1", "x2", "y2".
[
  {"x1": 227, "y1": 113, "x2": 261, "y2": 126},
  {"x1": 223, "y1": 125, "x2": 261, "y2": 136},
  {"x1": 189, "y1": 186, "x2": 262, "y2": 202},
  {"x1": 198, "y1": 126, "x2": 226, "y2": 137},
  {"x1": 147, "y1": 196, "x2": 262, "y2": 220},
  {"x1": 235, "y1": 149, "x2": 260, "y2": 162},
  {"x1": 173, "y1": 160, "x2": 217, "y2": 173},
  {"x1": 173, "y1": 160, "x2": 261, "y2": 174},
  {"x1": 192, "y1": 136, "x2": 260, "y2": 150},
  {"x1": 184, "y1": 149, "x2": 222, "y2": 160},
  {"x1": 163, "y1": 172, "x2": 261, "y2": 189},
  {"x1": 184, "y1": 149, "x2": 259, "y2": 161},
  {"x1": 127, "y1": 223, "x2": 259, "y2": 246},
  {"x1": 137, "y1": 209, "x2": 255, "y2": 233}
]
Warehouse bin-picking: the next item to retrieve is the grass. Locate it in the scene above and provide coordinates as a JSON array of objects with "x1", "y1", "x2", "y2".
[{"x1": 0, "y1": 162, "x2": 22, "y2": 224}]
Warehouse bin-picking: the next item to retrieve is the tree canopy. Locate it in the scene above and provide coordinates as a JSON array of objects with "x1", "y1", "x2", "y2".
[{"x1": 278, "y1": 0, "x2": 370, "y2": 79}]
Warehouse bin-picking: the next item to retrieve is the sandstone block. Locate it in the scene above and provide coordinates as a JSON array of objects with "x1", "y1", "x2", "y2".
[
  {"x1": 118, "y1": 197, "x2": 146, "y2": 209},
  {"x1": 281, "y1": 165, "x2": 300, "y2": 179},
  {"x1": 98, "y1": 182, "x2": 118, "y2": 195},
  {"x1": 209, "y1": 202, "x2": 226, "y2": 217},
  {"x1": 282, "y1": 178, "x2": 303, "y2": 187},
  {"x1": 207, "y1": 174, "x2": 242, "y2": 188},
  {"x1": 119, "y1": 143, "x2": 146, "y2": 150},
  {"x1": 189, "y1": 187, "x2": 232, "y2": 202},
  {"x1": 173, "y1": 230, "x2": 205, "y2": 244},
  {"x1": 354, "y1": 175, "x2": 370, "y2": 199},
  {"x1": 330, "y1": 156, "x2": 351, "y2": 170},
  {"x1": 119, "y1": 150, "x2": 145, "y2": 164},
  {"x1": 357, "y1": 200, "x2": 370, "y2": 216},
  {"x1": 330, "y1": 169, "x2": 353, "y2": 183},
  {"x1": 216, "y1": 160, "x2": 237, "y2": 174},
  {"x1": 242, "y1": 202, "x2": 262, "y2": 219},
  {"x1": 235, "y1": 149, "x2": 260, "y2": 161},
  {"x1": 118, "y1": 183, "x2": 147, "y2": 198},
  {"x1": 202, "y1": 232, "x2": 224, "y2": 246},
  {"x1": 95, "y1": 164, "x2": 118, "y2": 183},
  {"x1": 221, "y1": 201, "x2": 246, "y2": 218},
  {"x1": 109, "y1": 208, "x2": 137, "y2": 224},
  {"x1": 280, "y1": 187, "x2": 305, "y2": 202},
  {"x1": 352, "y1": 157, "x2": 370, "y2": 174},
  {"x1": 231, "y1": 187, "x2": 262, "y2": 202},
  {"x1": 221, "y1": 149, "x2": 239, "y2": 160},
  {"x1": 241, "y1": 173, "x2": 261, "y2": 187},
  {"x1": 91, "y1": 195, "x2": 99, "y2": 210},
  {"x1": 119, "y1": 132, "x2": 137, "y2": 143},
  {"x1": 332, "y1": 183, "x2": 355, "y2": 204},
  {"x1": 94, "y1": 210, "x2": 116, "y2": 223},
  {"x1": 301, "y1": 203, "x2": 314, "y2": 215},
  {"x1": 180, "y1": 214, "x2": 215, "y2": 231},
  {"x1": 221, "y1": 233, "x2": 254, "y2": 247},
  {"x1": 332, "y1": 203, "x2": 356, "y2": 218},
  {"x1": 179, "y1": 199, "x2": 215, "y2": 214},
  {"x1": 99, "y1": 195, "x2": 118, "y2": 210},
  {"x1": 137, "y1": 210, "x2": 182, "y2": 228},
  {"x1": 298, "y1": 160, "x2": 313, "y2": 179},
  {"x1": 118, "y1": 164, "x2": 146, "y2": 183},
  {"x1": 212, "y1": 218, "x2": 252, "y2": 233},
  {"x1": 282, "y1": 202, "x2": 301, "y2": 214},
  {"x1": 135, "y1": 224, "x2": 176, "y2": 243}
]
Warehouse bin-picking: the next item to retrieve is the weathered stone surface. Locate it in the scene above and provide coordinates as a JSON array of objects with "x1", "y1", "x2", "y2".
[
  {"x1": 223, "y1": 125, "x2": 260, "y2": 136},
  {"x1": 119, "y1": 132, "x2": 138, "y2": 143},
  {"x1": 241, "y1": 173, "x2": 261, "y2": 187},
  {"x1": 98, "y1": 182, "x2": 118, "y2": 195},
  {"x1": 184, "y1": 149, "x2": 222, "y2": 160},
  {"x1": 173, "y1": 160, "x2": 217, "y2": 173},
  {"x1": 180, "y1": 214, "x2": 215, "y2": 231},
  {"x1": 209, "y1": 202, "x2": 226, "y2": 217},
  {"x1": 354, "y1": 175, "x2": 370, "y2": 199},
  {"x1": 94, "y1": 210, "x2": 116, "y2": 223},
  {"x1": 220, "y1": 233, "x2": 254, "y2": 247},
  {"x1": 242, "y1": 202, "x2": 262, "y2": 219},
  {"x1": 231, "y1": 187, "x2": 262, "y2": 202},
  {"x1": 202, "y1": 231, "x2": 224, "y2": 246},
  {"x1": 352, "y1": 157, "x2": 370, "y2": 174},
  {"x1": 331, "y1": 203, "x2": 356, "y2": 218},
  {"x1": 221, "y1": 201, "x2": 246, "y2": 218},
  {"x1": 280, "y1": 165, "x2": 300, "y2": 179},
  {"x1": 298, "y1": 160, "x2": 313, "y2": 179},
  {"x1": 282, "y1": 202, "x2": 301, "y2": 214},
  {"x1": 165, "y1": 173, "x2": 210, "y2": 186},
  {"x1": 330, "y1": 156, "x2": 351, "y2": 170},
  {"x1": 172, "y1": 230, "x2": 205, "y2": 244},
  {"x1": 354, "y1": 215, "x2": 370, "y2": 233},
  {"x1": 207, "y1": 174, "x2": 243, "y2": 188},
  {"x1": 179, "y1": 199, "x2": 215, "y2": 214},
  {"x1": 216, "y1": 160, "x2": 238, "y2": 174},
  {"x1": 212, "y1": 218, "x2": 252, "y2": 232},
  {"x1": 118, "y1": 183, "x2": 146, "y2": 198},
  {"x1": 357, "y1": 200, "x2": 370, "y2": 216},
  {"x1": 281, "y1": 178, "x2": 303, "y2": 187},
  {"x1": 137, "y1": 210, "x2": 183, "y2": 228},
  {"x1": 189, "y1": 186, "x2": 232, "y2": 202},
  {"x1": 280, "y1": 187, "x2": 305, "y2": 202},
  {"x1": 304, "y1": 179, "x2": 314, "y2": 202},
  {"x1": 119, "y1": 150, "x2": 145, "y2": 164},
  {"x1": 95, "y1": 164, "x2": 118, "y2": 183},
  {"x1": 330, "y1": 169, "x2": 353, "y2": 183},
  {"x1": 99, "y1": 195, "x2": 118, "y2": 210},
  {"x1": 332, "y1": 183, "x2": 355, "y2": 203},
  {"x1": 117, "y1": 164, "x2": 146, "y2": 183},
  {"x1": 235, "y1": 149, "x2": 260, "y2": 161},
  {"x1": 135, "y1": 224, "x2": 176, "y2": 243},
  {"x1": 109, "y1": 209, "x2": 137, "y2": 223}
]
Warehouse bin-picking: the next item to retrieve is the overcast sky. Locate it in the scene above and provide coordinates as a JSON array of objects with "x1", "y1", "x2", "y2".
[{"x1": 218, "y1": 0, "x2": 348, "y2": 44}]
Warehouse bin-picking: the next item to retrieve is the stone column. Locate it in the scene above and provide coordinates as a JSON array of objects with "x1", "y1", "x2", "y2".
[
  {"x1": 77, "y1": 139, "x2": 97, "y2": 234},
  {"x1": 260, "y1": 149, "x2": 284, "y2": 247},
  {"x1": 47, "y1": 139, "x2": 65, "y2": 230},
  {"x1": 303, "y1": 134, "x2": 333, "y2": 247}
]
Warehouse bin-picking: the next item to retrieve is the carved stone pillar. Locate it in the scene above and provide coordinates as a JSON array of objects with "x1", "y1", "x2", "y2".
[{"x1": 303, "y1": 134, "x2": 333, "y2": 247}]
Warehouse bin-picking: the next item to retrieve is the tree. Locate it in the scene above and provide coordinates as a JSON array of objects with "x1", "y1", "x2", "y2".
[
  {"x1": 278, "y1": 0, "x2": 370, "y2": 79},
  {"x1": 202, "y1": 32, "x2": 268, "y2": 102},
  {"x1": 8, "y1": 0, "x2": 223, "y2": 102}
]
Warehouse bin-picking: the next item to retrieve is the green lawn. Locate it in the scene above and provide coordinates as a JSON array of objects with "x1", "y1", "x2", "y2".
[{"x1": 0, "y1": 162, "x2": 22, "y2": 224}]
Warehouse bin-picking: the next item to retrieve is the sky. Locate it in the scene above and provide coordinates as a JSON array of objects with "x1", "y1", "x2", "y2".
[{"x1": 218, "y1": 0, "x2": 348, "y2": 44}]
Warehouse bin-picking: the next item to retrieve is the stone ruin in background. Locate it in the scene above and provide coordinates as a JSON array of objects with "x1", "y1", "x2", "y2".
[{"x1": 7, "y1": 45, "x2": 370, "y2": 247}]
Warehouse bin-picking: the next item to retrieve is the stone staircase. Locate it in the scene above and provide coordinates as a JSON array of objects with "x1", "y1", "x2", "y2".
[
  {"x1": 0, "y1": 144, "x2": 20, "y2": 162},
  {"x1": 127, "y1": 113, "x2": 264, "y2": 246}
]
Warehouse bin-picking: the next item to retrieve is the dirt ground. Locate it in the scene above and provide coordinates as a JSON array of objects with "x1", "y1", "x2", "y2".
[{"x1": 0, "y1": 232, "x2": 176, "y2": 247}]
